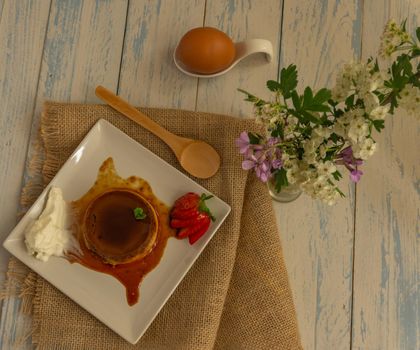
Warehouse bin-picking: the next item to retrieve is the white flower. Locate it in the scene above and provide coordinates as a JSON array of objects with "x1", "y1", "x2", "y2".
[
  {"x1": 333, "y1": 123, "x2": 346, "y2": 137},
  {"x1": 304, "y1": 152, "x2": 317, "y2": 165},
  {"x1": 313, "y1": 137, "x2": 324, "y2": 148},
  {"x1": 353, "y1": 138, "x2": 377, "y2": 160},
  {"x1": 316, "y1": 161, "x2": 337, "y2": 177},
  {"x1": 314, "y1": 126, "x2": 332, "y2": 138},
  {"x1": 331, "y1": 83, "x2": 350, "y2": 101},
  {"x1": 269, "y1": 114, "x2": 284, "y2": 129},
  {"x1": 304, "y1": 140, "x2": 317, "y2": 154},
  {"x1": 399, "y1": 84, "x2": 420, "y2": 120},
  {"x1": 255, "y1": 116, "x2": 264, "y2": 125},
  {"x1": 299, "y1": 170, "x2": 340, "y2": 205},
  {"x1": 286, "y1": 163, "x2": 300, "y2": 184},
  {"x1": 370, "y1": 105, "x2": 389, "y2": 120},
  {"x1": 348, "y1": 117, "x2": 369, "y2": 143},
  {"x1": 324, "y1": 189, "x2": 340, "y2": 206},
  {"x1": 312, "y1": 175, "x2": 329, "y2": 192},
  {"x1": 370, "y1": 72, "x2": 384, "y2": 90},
  {"x1": 319, "y1": 144, "x2": 327, "y2": 158},
  {"x1": 326, "y1": 140, "x2": 335, "y2": 148},
  {"x1": 378, "y1": 20, "x2": 411, "y2": 58},
  {"x1": 333, "y1": 60, "x2": 388, "y2": 106},
  {"x1": 364, "y1": 92, "x2": 380, "y2": 113},
  {"x1": 262, "y1": 103, "x2": 276, "y2": 117},
  {"x1": 283, "y1": 158, "x2": 298, "y2": 170},
  {"x1": 341, "y1": 108, "x2": 365, "y2": 125},
  {"x1": 287, "y1": 115, "x2": 298, "y2": 126}
]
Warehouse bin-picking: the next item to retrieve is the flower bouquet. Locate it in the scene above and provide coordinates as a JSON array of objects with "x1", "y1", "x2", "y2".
[{"x1": 236, "y1": 20, "x2": 420, "y2": 205}]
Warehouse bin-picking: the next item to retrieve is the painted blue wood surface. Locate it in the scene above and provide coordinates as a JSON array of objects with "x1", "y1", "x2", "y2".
[{"x1": 0, "y1": 1, "x2": 418, "y2": 349}]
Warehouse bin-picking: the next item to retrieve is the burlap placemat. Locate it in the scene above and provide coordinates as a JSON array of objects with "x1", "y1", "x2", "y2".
[{"x1": 3, "y1": 102, "x2": 302, "y2": 349}]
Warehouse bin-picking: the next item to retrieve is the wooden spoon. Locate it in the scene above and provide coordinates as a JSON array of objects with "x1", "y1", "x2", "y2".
[{"x1": 95, "y1": 86, "x2": 220, "y2": 179}]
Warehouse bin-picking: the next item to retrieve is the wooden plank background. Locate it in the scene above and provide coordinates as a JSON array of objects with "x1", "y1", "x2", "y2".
[{"x1": 0, "y1": 1, "x2": 418, "y2": 349}]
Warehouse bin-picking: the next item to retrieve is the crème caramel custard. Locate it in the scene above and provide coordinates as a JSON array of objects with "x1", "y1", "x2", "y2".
[
  {"x1": 82, "y1": 189, "x2": 158, "y2": 265},
  {"x1": 70, "y1": 157, "x2": 175, "y2": 306}
]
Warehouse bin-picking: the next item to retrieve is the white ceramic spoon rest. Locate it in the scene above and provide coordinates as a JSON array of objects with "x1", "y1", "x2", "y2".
[{"x1": 174, "y1": 38, "x2": 273, "y2": 78}]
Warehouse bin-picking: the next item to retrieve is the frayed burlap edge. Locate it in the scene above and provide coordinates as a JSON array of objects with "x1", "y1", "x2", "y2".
[
  {"x1": 1, "y1": 103, "x2": 302, "y2": 349},
  {"x1": 0, "y1": 103, "x2": 59, "y2": 348}
]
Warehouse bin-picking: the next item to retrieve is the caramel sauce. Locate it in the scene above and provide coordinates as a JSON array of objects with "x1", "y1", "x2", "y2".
[{"x1": 69, "y1": 157, "x2": 175, "y2": 306}]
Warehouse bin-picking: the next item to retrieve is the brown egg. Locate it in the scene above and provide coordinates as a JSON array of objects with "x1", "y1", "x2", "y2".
[{"x1": 175, "y1": 27, "x2": 236, "y2": 75}]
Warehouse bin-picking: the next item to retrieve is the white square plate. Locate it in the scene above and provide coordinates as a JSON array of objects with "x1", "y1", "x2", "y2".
[{"x1": 3, "y1": 119, "x2": 231, "y2": 344}]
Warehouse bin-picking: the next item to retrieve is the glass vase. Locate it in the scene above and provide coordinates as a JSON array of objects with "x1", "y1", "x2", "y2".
[{"x1": 267, "y1": 179, "x2": 302, "y2": 203}]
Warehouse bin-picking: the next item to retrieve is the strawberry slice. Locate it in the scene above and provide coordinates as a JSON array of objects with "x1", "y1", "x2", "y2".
[
  {"x1": 173, "y1": 192, "x2": 200, "y2": 211},
  {"x1": 170, "y1": 214, "x2": 207, "y2": 229},
  {"x1": 170, "y1": 192, "x2": 216, "y2": 245},
  {"x1": 170, "y1": 207, "x2": 200, "y2": 220},
  {"x1": 178, "y1": 216, "x2": 210, "y2": 238},
  {"x1": 188, "y1": 218, "x2": 211, "y2": 245}
]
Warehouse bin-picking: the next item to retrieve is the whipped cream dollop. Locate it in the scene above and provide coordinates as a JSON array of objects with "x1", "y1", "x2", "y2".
[{"x1": 25, "y1": 187, "x2": 78, "y2": 262}]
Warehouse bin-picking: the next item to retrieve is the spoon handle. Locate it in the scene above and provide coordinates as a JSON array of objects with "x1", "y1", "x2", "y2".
[
  {"x1": 95, "y1": 86, "x2": 184, "y2": 155},
  {"x1": 234, "y1": 39, "x2": 273, "y2": 62}
]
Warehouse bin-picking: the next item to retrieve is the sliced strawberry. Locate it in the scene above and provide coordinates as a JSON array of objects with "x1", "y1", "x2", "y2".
[
  {"x1": 178, "y1": 216, "x2": 210, "y2": 238},
  {"x1": 170, "y1": 214, "x2": 207, "y2": 229},
  {"x1": 170, "y1": 192, "x2": 216, "y2": 244},
  {"x1": 188, "y1": 218, "x2": 211, "y2": 245},
  {"x1": 177, "y1": 227, "x2": 190, "y2": 238},
  {"x1": 173, "y1": 192, "x2": 200, "y2": 210},
  {"x1": 170, "y1": 207, "x2": 200, "y2": 220}
]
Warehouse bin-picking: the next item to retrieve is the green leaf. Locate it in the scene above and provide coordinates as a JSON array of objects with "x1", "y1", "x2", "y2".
[
  {"x1": 401, "y1": 19, "x2": 407, "y2": 32},
  {"x1": 267, "y1": 80, "x2": 282, "y2": 92},
  {"x1": 279, "y1": 64, "x2": 298, "y2": 98},
  {"x1": 335, "y1": 187, "x2": 346, "y2": 198},
  {"x1": 198, "y1": 194, "x2": 215, "y2": 221},
  {"x1": 291, "y1": 90, "x2": 301, "y2": 110},
  {"x1": 373, "y1": 58, "x2": 380, "y2": 73},
  {"x1": 313, "y1": 88, "x2": 332, "y2": 104},
  {"x1": 305, "y1": 104, "x2": 330, "y2": 112},
  {"x1": 278, "y1": 125, "x2": 284, "y2": 140},
  {"x1": 248, "y1": 132, "x2": 261, "y2": 145},
  {"x1": 271, "y1": 125, "x2": 284, "y2": 140},
  {"x1": 389, "y1": 55, "x2": 412, "y2": 89},
  {"x1": 301, "y1": 87, "x2": 331, "y2": 112},
  {"x1": 332, "y1": 171, "x2": 342, "y2": 181},
  {"x1": 345, "y1": 94, "x2": 355, "y2": 108},
  {"x1": 274, "y1": 168, "x2": 288, "y2": 192},
  {"x1": 416, "y1": 27, "x2": 420, "y2": 41},
  {"x1": 401, "y1": 55, "x2": 412, "y2": 75},
  {"x1": 328, "y1": 99, "x2": 338, "y2": 107},
  {"x1": 412, "y1": 48, "x2": 420, "y2": 58},
  {"x1": 237, "y1": 88, "x2": 266, "y2": 105},
  {"x1": 301, "y1": 110, "x2": 321, "y2": 124},
  {"x1": 133, "y1": 207, "x2": 147, "y2": 220},
  {"x1": 289, "y1": 109, "x2": 305, "y2": 123},
  {"x1": 303, "y1": 87, "x2": 313, "y2": 107},
  {"x1": 372, "y1": 120, "x2": 385, "y2": 132}
]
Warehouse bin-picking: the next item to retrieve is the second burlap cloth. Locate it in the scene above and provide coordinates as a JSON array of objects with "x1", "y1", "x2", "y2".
[{"x1": 22, "y1": 102, "x2": 301, "y2": 349}]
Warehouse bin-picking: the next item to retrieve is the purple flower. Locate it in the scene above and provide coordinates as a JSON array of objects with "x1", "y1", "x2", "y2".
[
  {"x1": 242, "y1": 159, "x2": 256, "y2": 170},
  {"x1": 267, "y1": 137, "x2": 280, "y2": 147},
  {"x1": 255, "y1": 160, "x2": 271, "y2": 182},
  {"x1": 237, "y1": 131, "x2": 284, "y2": 183},
  {"x1": 271, "y1": 158, "x2": 283, "y2": 170},
  {"x1": 339, "y1": 146, "x2": 353, "y2": 164},
  {"x1": 241, "y1": 152, "x2": 271, "y2": 182},
  {"x1": 338, "y1": 146, "x2": 363, "y2": 167},
  {"x1": 336, "y1": 146, "x2": 364, "y2": 183},
  {"x1": 236, "y1": 131, "x2": 251, "y2": 154},
  {"x1": 350, "y1": 169, "x2": 363, "y2": 182}
]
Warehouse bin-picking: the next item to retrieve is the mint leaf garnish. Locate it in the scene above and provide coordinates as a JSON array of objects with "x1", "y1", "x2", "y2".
[{"x1": 133, "y1": 207, "x2": 146, "y2": 220}]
